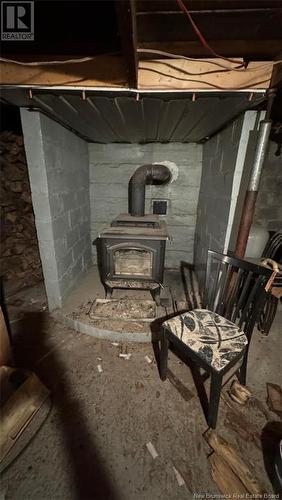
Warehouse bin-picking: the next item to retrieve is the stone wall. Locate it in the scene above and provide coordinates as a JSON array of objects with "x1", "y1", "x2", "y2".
[
  {"x1": 21, "y1": 110, "x2": 92, "y2": 310},
  {"x1": 89, "y1": 143, "x2": 203, "y2": 269}
]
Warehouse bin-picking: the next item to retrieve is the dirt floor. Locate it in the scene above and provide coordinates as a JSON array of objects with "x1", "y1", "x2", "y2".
[{"x1": 1, "y1": 282, "x2": 282, "y2": 500}]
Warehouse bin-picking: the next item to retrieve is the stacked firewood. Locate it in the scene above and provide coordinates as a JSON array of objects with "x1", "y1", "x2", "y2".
[{"x1": 0, "y1": 132, "x2": 43, "y2": 289}]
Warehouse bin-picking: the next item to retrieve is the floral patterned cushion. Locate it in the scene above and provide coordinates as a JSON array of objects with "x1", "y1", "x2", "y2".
[{"x1": 163, "y1": 309, "x2": 248, "y2": 372}]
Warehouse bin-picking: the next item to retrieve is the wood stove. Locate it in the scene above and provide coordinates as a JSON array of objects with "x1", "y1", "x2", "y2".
[{"x1": 95, "y1": 164, "x2": 171, "y2": 304}]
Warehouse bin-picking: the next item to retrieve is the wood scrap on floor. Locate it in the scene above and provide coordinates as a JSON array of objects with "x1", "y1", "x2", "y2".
[
  {"x1": 209, "y1": 453, "x2": 248, "y2": 495},
  {"x1": 266, "y1": 382, "x2": 282, "y2": 419},
  {"x1": 0, "y1": 307, "x2": 12, "y2": 366},
  {"x1": 229, "y1": 380, "x2": 251, "y2": 405},
  {"x1": 144, "y1": 355, "x2": 152, "y2": 364},
  {"x1": 119, "y1": 353, "x2": 132, "y2": 360},
  {"x1": 0, "y1": 369, "x2": 50, "y2": 464},
  {"x1": 205, "y1": 430, "x2": 264, "y2": 495},
  {"x1": 221, "y1": 393, "x2": 262, "y2": 449},
  {"x1": 146, "y1": 441, "x2": 158, "y2": 459},
  {"x1": 224, "y1": 409, "x2": 261, "y2": 449},
  {"x1": 172, "y1": 465, "x2": 185, "y2": 487}
]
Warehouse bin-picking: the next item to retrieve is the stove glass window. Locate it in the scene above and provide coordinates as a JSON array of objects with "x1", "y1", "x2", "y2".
[{"x1": 114, "y1": 248, "x2": 153, "y2": 277}]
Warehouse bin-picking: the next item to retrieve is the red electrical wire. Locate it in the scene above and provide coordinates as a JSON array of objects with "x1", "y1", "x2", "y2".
[{"x1": 176, "y1": 0, "x2": 245, "y2": 66}]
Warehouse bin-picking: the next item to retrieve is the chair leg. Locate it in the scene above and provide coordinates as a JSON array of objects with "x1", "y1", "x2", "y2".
[
  {"x1": 208, "y1": 372, "x2": 223, "y2": 429},
  {"x1": 159, "y1": 331, "x2": 169, "y2": 381},
  {"x1": 237, "y1": 350, "x2": 249, "y2": 386}
]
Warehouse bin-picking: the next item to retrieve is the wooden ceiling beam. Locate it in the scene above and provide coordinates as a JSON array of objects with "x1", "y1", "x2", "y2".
[
  {"x1": 115, "y1": 0, "x2": 138, "y2": 88},
  {"x1": 136, "y1": 1, "x2": 282, "y2": 13},
  {"x1": 136, "y1": 11, "x2": 281, "y2": 43}
]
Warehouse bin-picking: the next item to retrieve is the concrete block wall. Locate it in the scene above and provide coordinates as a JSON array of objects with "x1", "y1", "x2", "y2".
[
  {"x1": 254, "y1": 141, "x2": 282, "y2": 232},
  {"x1": 194, "y1": 115, "x2": 244, "y2": 288},
  {"x1": 21, "y1": 110, "x2": 92, "y2": 310},
  {"x1": 89, "y1": 143, "x2": 202, "y2": 269}
]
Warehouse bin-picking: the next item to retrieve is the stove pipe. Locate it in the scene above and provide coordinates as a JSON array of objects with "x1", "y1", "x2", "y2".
[{"x1": 129, "y1": 164, "x2": 171, "y2": 216}]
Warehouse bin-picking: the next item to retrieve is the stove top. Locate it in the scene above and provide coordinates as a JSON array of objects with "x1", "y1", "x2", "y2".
[{"x1": 98, "y1": 214, "x2": 169, "y2": 241}]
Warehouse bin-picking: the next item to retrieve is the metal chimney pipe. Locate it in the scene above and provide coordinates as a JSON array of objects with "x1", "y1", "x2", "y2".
[
  {"x1": 234, "y1": 119, "x2": 272, "y2": 258},
  {"x1": 128, "y1": 164, "x2": 171, "y2": 216}
]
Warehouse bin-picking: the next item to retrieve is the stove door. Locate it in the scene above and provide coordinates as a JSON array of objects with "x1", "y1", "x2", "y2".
[
  {"x1": 114, "y1": 246, "x2": 153, "y2": 277},
  {"x1": 98, "y1": 237, "x2": 166, "y2": 283}
]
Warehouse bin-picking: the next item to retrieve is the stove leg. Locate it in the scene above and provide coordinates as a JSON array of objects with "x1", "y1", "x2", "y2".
[
  {"x1": 151, "y1": 288, "x2": 161, "y2": 306},
  {"x1": 104, "y1": 285, "x2": 113, "y2": 299}
]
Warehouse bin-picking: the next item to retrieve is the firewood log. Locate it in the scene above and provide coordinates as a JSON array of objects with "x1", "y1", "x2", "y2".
[
  {"x1": 205, "y1": 430, "x2": 263, "y2": 494},
  {"x1": 209, "y1": 452, "x2": 248, "y2": 495}
]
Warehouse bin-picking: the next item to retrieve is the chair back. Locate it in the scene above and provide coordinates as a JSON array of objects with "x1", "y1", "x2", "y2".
[{"x1": 204, "y1": 250, "x2": 273, "y2": 339}]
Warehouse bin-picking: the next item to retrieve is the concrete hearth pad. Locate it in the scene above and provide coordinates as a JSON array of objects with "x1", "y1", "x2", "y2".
[{"x1": 53, "y1": 265, "x2": 188, "y2": 342}]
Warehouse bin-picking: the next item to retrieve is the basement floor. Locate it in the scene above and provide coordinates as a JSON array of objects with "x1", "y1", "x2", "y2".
[{"x1": 1, "y1": 282, "x2": 282, "y2": 499}]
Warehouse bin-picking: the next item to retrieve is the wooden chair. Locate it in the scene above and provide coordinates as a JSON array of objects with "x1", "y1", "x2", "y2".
[{"x1": 160, "y1": 250, "x2": 272, "y2": 428}]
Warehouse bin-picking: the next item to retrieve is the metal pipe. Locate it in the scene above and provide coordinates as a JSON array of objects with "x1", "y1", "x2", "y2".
[
  {"x1": 129, "y1": 164, "x2": 171, "y2": 216},
  {"x1": 235, "y1": 119, "x2": 272, "y2": 258},
  {"x1": 247, "y1": 120, "x2": 272, "y2": 191}
]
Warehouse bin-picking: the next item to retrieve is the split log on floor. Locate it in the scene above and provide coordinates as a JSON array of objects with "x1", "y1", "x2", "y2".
[
  {"x1": 266, "y1": 383, "x2": 282, "y2": 419},
  {"x1": 222, "y1": 395, "x2": 261, "y2": 449},
  {"x1": 209, "y1": 453, "x2": 248, "y2": 495},
  {"x1": 229, "y1": 380, "x2": 251, "y2": 405},
  {"x1": 0, "y1": 371, "x2": 50, "y2": 462},
  {"x1": 205, "y1": 430, "x2": 263, "y2": 495}
]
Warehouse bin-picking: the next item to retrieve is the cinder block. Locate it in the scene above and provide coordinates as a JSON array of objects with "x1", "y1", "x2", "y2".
[
  {"x1": 167, "y1": 226, "x2": 195, "y2": 252},
  {"x1": 71, "y1": 255, "x2": 84, "y2": 282},
  {"x1": 34, "y1": 220, "x2": 54, "y2": 242},
  {"x1": 62, "y1": 192, "x2": 76, "y2": 212},
  {"x1": 28, "y1": 164, "x2": 49, "y2": 195},
  {"x1": 89, "y1": 144, "x2": 146, "y2": 164},
  {"x1": 90, "y1": 182, "x2": 128, "y2": 200},
  {"x1": 165, "y1": 213, "x2": 196, "y2": 227},
  {"x1": 37, "y1": 241, "x2": 59, "y2": 282},
  {"x1": 79, "y1": 221, "x2": 90, "y2": 239},
  {"x1": 43, "y1": 278, "x2": 62, "y2": 310},
  {"x1": 57, "y1": 249, "x2": 74, "y2": 279},
  {"x1": 72, "y1": 237, "x2": 85, "y2": 262},
  {"x1": 91, "y1": 198, "x2": 127, "y2": 222},
  {"x1": 90, "y1": 163, "x2": 141, "y2": 184},
  {"x1": 165, "y1": 250, "x2": 194, "y2": 269},
  {"x1": 58, "y1": 269, "x2": 73, "y2": 299},
  {"x1": 69, "y1": 207, "x2": 83, "y2": 228},
  {"x1": 66, "y1": 226, "x2": 80, "y2": 248},
  {"x1": 76, "y1": 189, "x2": 89, "y2": 206},
  {"x1": 52, "y1": 214, "x2": 70, "y2": 240},
  {"x1": 170, "y1": 198, "x2": 199, "y2": 216},
  {"x1": 30, "y1": 192, "x2": 52, "y2": 222},
  {"x1": 54, "y1": 236, "x2": 68, "y2": 259},
  {"x1": 21, "y1": 109, "x2": 91, "y2": 311}
]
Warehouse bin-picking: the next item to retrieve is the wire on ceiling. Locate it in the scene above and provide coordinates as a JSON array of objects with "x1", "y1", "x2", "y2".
[
  {"x1": 138, "y1": 66, "x2": 271, "y2": 90},
  {"x1": 0, "y1": 56, "x2": 95, "y2": 66},
  {"x1": 137, "y1": 49, "x2": 282, "y2": 73},
  {"x1": 176, "y1": 0, "x2": 245, "y2": 66}
]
